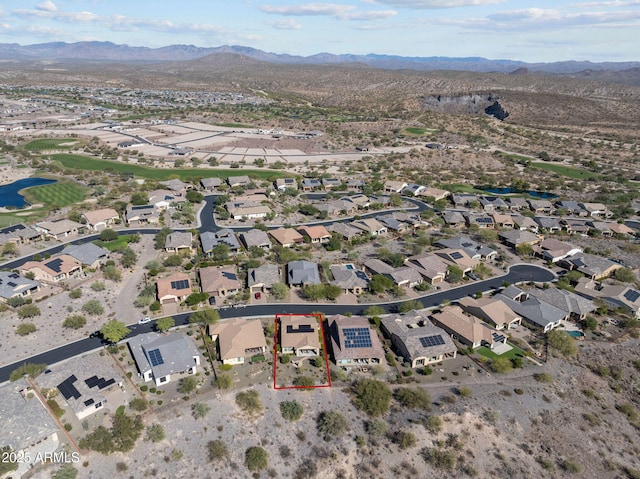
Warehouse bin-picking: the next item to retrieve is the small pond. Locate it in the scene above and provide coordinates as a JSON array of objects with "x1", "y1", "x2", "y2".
[{"x1": 0, "y1": 177, "x2": 57, "y2": 208}]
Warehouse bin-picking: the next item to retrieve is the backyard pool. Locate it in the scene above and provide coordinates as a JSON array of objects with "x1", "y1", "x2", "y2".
[{"x1": 565, "y1": 330, "x2": 584, "y2": 338}]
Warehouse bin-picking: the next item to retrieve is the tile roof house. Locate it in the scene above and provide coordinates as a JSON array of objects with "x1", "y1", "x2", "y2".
[
  {"x1": 344, "y1": 194, "x2": 371, "y2": 209},
  {"x1": 375, "y1": 214, "x2": 410, "y2": 234},
  {"x1": 430, "y1": 305, "x2": 504, "y2": 350},
  {"x1": 558, "y1": 253, "x2": 622, "y2": 280},
  {"x1": 499, "y1": 229, "x2": 544, "y2": 249},
  {"x1": 327, "y1": 314, "x2": 385, "y2": 366},
  {"x1": 555, "y1": 201, "x2": 587, "y2": 216},
  {"x1": 528, "y1": 287, "x2": 596, "y2": 320},
  {"x1": 442, "y1": 211, "x2": 466, "y2": 227},
  {"x1": 421, "y1": 187, "x2": 451, "y2": 201},
  {"x1": 200, "y1": 229, "x2": 241, "y2": 256},
  {"x1": 274, "y1": 177, "x2": 299, "y2": 191},
  {"x1": 81, "y1": 208, "x2": 120, "y2": 231},
  {"x1": 574, "y1": 278, "x2": 640, "y2": 318},
  {"x1": 512, "y1": 215, "x2": 539, "y2": 232},
  {"x1": 19, "y1": 255, "x2": 82, "y2": 283},
  {"x1": 587, "y1": 221, "x2": 613, "y2": 237},
  {"x1": 156, "y1": 272, "x2": 192, "y2": 304},
  {"x1": 209, "y1": 318, "x2": 268, "y2": 365},
  {"x1": 561, "y1": 218, "x2": 590, "y2": 235},
  {"x1": 247, "y1": 263, "x2": 282, "y2": 293},
  {"x1": 0, "y1": 223, "x2": 42, "y2": 245},
  {"x1": 148, "y1": 189, "x2": 184, "y2": 210},
  {"x1": 405, "y1": 254, "x2": 448, "y2": 284},
  {"x1": 287, "y1": 260, "x2": 321, "y2": 286},
  {"x1": 464, "y1": 213, "x2": 495, "y2": 229},
  {"x1": 330, "y1": 265, "x2": 369, "y2": 294},
  {"x1": 161, "y1": 178, "x2": 190, "y2": 193},
  {"x1": 61, "y1": 242, "x2": 110, "y2": 268},
  {"x1": 506, "y1": 197, "x2": 528, "y2": 211},
  {"x1": 527, "y1": 199, "x2": 554, "y2": 215},
  {"x1": 479, "y1": 196, "x2": 508, "y2": 211},
  {"x1": 497, "y1": 286, "x2": 567, "y2": 332},
  {"x1": 224, "y1": 201, "x2": 271, "y2": 219},
  {"x1": 492, "y1": 213, "x2": 515, "y2": 229},
  {"x1": 239, "y1": 229, "x2": 272, "y2": 250},
  {"x1": 301, "y1": 178, "x2": 322, "y2": 191},
  {"x1": 380, "y1": 311, "x2": 457, "y2": 368},
  {"x1": 35, "y1": 219, "x2": 83, "y2": 239},
  {"x1": 165, "y1": 231, "x2": 194, "y2": 254},
  {"x1": 609, "y1": 223, "x2": 636, "y2": 236},
  {"x1": 125, "y1": 204, "x2": 160, "y2": 225},
  {"x1": 327, "y1": 222, "x2": 362, "y2": 240},
  {"x1": 200, "y1": 177, "x2": 222, "y2": 191},
  {"x1": 279, "y1": 315, "x2": 321, "y2": 356},
  {"x1": 352, "y1": 218, "x2": 387, "y2": 236},
  {"x1": 403, "y1": 183, "x2": 427, "y2": 197},
  {"x1": 434, "y1": 248, "x2": 480, "y2": 274},
  {"x1": 384, "y1": 180, "x2": 408, "y2": 193},
  {"x1": 458, "y1": 296, "x2": 522, "y2": 330},
  {"x1": 298, "y1": 225, "x2": 331, "y2": 244},
  {"x1": 128, "y1": 332, "x2": 201, "y2": 386},
  {"x1": 321, "y1": 178, "x2": 342, "y2": 189},
  {"x1": 436, "y1": 236, "x2": 496, "y2": 261},
  {"x1": 534, "y1": 216, "x2": 562, "y2": 233},
  {"x1": 199, "y1": 266, "x2": 241, "y2": 297},
  {"x1": 0, "y1": 272, "x2": 40, "y2": 303},
  {"x1": 227, "y1": 175, "x2": 251, "y2": 187},
  {"x1": 580, "y1": 202, "x2": 613, "y2": 218},
  {"x1": 533, "y1": 238, "x2": 582, "y2": 263},
  {"x1": 452, "y1": 193, "x2": 478, "y2": 207},
  {"x1": 269, "y1": 227, "x2": 304, "y2": 247}
]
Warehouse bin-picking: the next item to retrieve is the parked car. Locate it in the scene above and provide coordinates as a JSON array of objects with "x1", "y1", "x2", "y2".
[
  {"x1": 138, "y1": 316, "x2": 151, "y2": 324},
  {"x1": 255, "y1": 292, "x2": 262, "y2": 299},
  {"x1": 208, "y1": 296, "x2": 216, "y2": 305}
]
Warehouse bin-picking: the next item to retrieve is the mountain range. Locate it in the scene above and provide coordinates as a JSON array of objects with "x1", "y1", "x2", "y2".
[{"x1": 1, "y1": 41, "x2": 639, "y2": 75}]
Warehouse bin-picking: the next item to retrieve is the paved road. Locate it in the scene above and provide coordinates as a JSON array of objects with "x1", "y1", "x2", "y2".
[{"x1": 0, "y1": 263, "x2": 554, "y2": 383}]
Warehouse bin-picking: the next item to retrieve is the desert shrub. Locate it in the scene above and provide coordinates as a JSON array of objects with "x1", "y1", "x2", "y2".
[
  {"x1": 236, "y1": 390, "x2": 263, "y2": 415},
  {"x1": 146, "y1": 424, "x2": 165, "y2": 443},
  {"x1": 421, "y1": 447, "x2": 457, "y2": 471},
  {"x1": 351, "y1": 379, "x2": 392, "y2": 417},
  {"x1": 392, "y1": 430, "x2": 417, "y2": 449},
  {"x1": 129, "y1": 398, "x2": 147, "y2": 412},
  {"x1": 534, "y1": 372, "x2": 554, "y2": 383},
  {"x1": 395, "y1": 387, "x2": 431, "y2": 411},
  {"x1": 16, "y1": 323, "x2": 37, "y2": 336},
  {"x1": 424, "y1": 415, "x2": 443, "y2": 434},
  {"x1": 63, "y1": 314, "x2": 87, "y2": 329},
  {"x1": 215, "y1": 374, "x2": 233, "y2": 390},
  {"x1": 208, "y1": 440, "x2": 229, "y2": 462},
  {"x1": 280, "y1": 400, "x2": 303, "y2": 421},
  {"x1": 82, "y1": 299, "x2": 104, "y2": 316},
  {"x1": 191, "y1": 402, "x2": 211, "y2": 419},
  {"x1": 245, "y1": 446, "x2": 268, "y2": 472},
  {"x1": 458, "y1": 386, "x2": 473, "y2": 398},
  {"x1": 69, "y1": 289, "x2": 82, "y2": 299},
  {"x1": 293, "y1": 376, "x2": 314, "y2": 387},
  {"x1": 91, "y1": 281, "x2": 106, "y2": 291},
  {"x1": 366, "y1": 419, "x2": 388, "y2": 437},
  {"x1": 177, "y1": 376, "x2": 197, "y2": 395},
  {"x1": 317, "y1": 410, "x2": 350, "y2": 441},
  {"x1": 18, "y1": 304, "x2": 40, "y2": 318}
]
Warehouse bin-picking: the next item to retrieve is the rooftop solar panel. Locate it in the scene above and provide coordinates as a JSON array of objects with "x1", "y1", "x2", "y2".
[
  {"x1": 58, "y1": 375, "x2": 81, "y2": 400},
  {"x1": 85, "y1": 376, "x2": 100, "y2": 388},
  {"x1": 45, "y1": 258, "x2": 64, "y2": 273},
  {"x1": 418, "y1": 335, "x2": 446, "y2": 348},
  {"x1": 148, "y1": 348, "x2": 165, "y2": 367},
  {"x1": 286, "y1": 324, "x2": 314, "y2": 334},
  {"x1": 624, "y1": 289, "x2": 640, "y2": 302},
  {"x1": 7, "y1": 281, "x2": 17, "y2": 287},
  {"x1": 450, "y1": 251, "x2": 463, "y2": 260},
  {"x1": 170, "y1": 279, "x2": 190, "y2": 290},
  {"x1": 84, "y1": 399, "x2": 95, "y2": 407},
  {"x1": 99, "y1": 378, "x2": 116, "y2": 389},
  {"x1": 343, "y1": 327, "x2": 373, "y2": 349}
]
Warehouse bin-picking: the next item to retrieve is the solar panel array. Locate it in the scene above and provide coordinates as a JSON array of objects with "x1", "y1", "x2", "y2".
[
  {"x1": 58, "y1": 375, "x2": 81, "y2": 400},
  {"x1": 286, "y1": 324, "x2": 314, "y2": 334},
  {"x1": 170, "y1": 279, "x2": 190, "y2": 290},
  {"x1": 85, "y1": 375, "x2": 116, "y2": 390},
  {"x1": 624, "y1": 289, "x2": 640, "y2": 302},
  {"x1": 418, "y1": 335, "x2": 446, "y2": 348},
  {"x1": 450, "y1": 251, "x2": 463, "y2": 260},
  {"x1": 45, "y1": 258, "x2": 64, "y2": 273},
  {"x1": 476, "y1": 217, "x2": 493, "y2": 224},
  {"x1": 343, "y1": 327, "x2": 373, "y2": 349},
  {"x1": 148, "y1": 348, "x2": 165, "y2": 366}
]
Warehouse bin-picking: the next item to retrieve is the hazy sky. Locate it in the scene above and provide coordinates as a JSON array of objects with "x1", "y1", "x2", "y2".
[{"x1": 1, "y1": 0, "x2": 639, "y2": 62}]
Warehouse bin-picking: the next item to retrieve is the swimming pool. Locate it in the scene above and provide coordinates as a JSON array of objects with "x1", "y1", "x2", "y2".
[{"x1": 565, "y1": 330, "x2": 584, "y2": 338}]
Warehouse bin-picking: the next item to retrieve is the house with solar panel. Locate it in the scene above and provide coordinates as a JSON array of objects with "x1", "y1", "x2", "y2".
[
  {"x1": 558, "y1": 253, "x2": 623, "y2": 280},
  {"x1": 430, "y1": 305, "x2": 506, "y2": 350},
  {"x1": 574, "y1": 278, "x2": 640, "y2": 318},
  {"x1": 19, "y1": 255, "x2": 83, "y2": 283},
  {"x1": 125, "y1": 204, "x2": 160, "y2": 225},
  {"x1": 380, "y1": 311, "x2": 457, "y2": 368},
  {"x1": 128, "y1": 332, "x2": 201, "y2": 386},
  {"x1": 279, "y1": 315, "x2": 321, "y2": 357},
  {"x1": 156, "y1": 272, "x2": 192, "y2": 305},
  {"x1": 0, "y1": 271, "x2": 40, "y2": 303},
  {"x1": 199, "y1": 265, "x2": 241, "y2": 298},
  {"x1": 327, "y1": 314, "x2": 385, "y2": 367},
  {"x1": 0, "y1": 223, "x2": 42, "y2": 246}
]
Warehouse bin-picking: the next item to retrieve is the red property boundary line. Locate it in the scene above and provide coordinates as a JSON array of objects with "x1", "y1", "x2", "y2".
[{"x1": 273, "y1": 313, "x2": 332, "y2": 390}]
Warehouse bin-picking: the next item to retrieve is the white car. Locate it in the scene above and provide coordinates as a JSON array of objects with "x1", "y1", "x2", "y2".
[{"x1": 138, "y1": 316, "x2": 151, "y2": 324}]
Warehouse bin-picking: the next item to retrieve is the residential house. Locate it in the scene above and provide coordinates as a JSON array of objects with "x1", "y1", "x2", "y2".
[
  {"x1": 458, "y1": 296, "x2": 522, "y2": 330},
  {"x1": 247, "y1": 263, "x2": 282, "y2": 294},
  {"x1": 316, "y1": 199, "x2": 356, "y2": 217},
  {"x1": 35, "y1": 219, "x2": 83, "y2": 240},
  {"x1": 125, "y1": 204, "x2": 159, "y2": 225},
  {"x1": 506, "y1": 197, "x2": 528, "y2": 211},
  {"x1": 512, "y1": 215, "x2": 539, "y2": 232},
  {"x1": 298, "y1": 225, "x2": 331, "y2": 244},
  {"x1": 209, "y1": 318, "x2": 268, "y2": 365},
  {"x1": 380, "y1": 311, "x2": 457, "y2": 368},
  {"x1": 574, "y1": 278, "x2": 640, "y2": 318},
  {"x1": 534, "y1": 216, "x2": 562, "y2": 233},
  {"x1": 301, "y1": 178, "x2": 322, "y2": 191},
  {"x1": 392, "y1": 211, "x2": 426, "y2": 229},
  {"x1": 405, "y1": 254, "x2": 448, "y2": 284},
  {"x1": 156, "y1": 273, "x2": 192, "y2": 304},
  {"x1": 327, "y1": 315, "x2": 385, "y2": 367},
  {"x1": 200, "y1": 266, "x2": 241, "y2": 297},
  {"x1": 561, "y1": 218, "x2": 590, "y2": 235},
  {"x1": 327, "y1": 222, "x2": 362, "y2": 240},
  {"x1": 200, "y1": 229, "x2": 241, "y2": 257},
  {"x1": 280, "y1": 315, "x2": 321, "y2": 357},
  {"x1": 227, "y1": 175, "x2": 251, "y2": 187},
  {"x1": 528, "y1": 287, "x2": 596, "y2": 320},
  {"x1": 558, "y1": 253, "x2": 622, "y2": 280},
  {"x1": 496, "y1": 286, "x2": 567, "y2": 332},
  {"x1": 451, "y1": 193, "x2": 478, "y2": 207},
  {"x1": 0, "y1": 272, "x2": 40, "y2": 303},
  {"x1": 528, "y1": 199, "x2": 554, "y2": 215},
  {"x1": 389, "y1": 267, "x2": 424, "y2": 289},
  {"x1": 434, "y1": 248, "x2": 479, "y2": 274},
  {"x1": 344, "y1": 194, "x2": 370, "y2": 209},
  {"x1": 375, "y1": 215, "x2": 410, "y2": 234},
  {"x1": 479, "y1": 196, "x2": 508, "y2": 211},
  {"x1": 555, "y1": 200, "x2": 587, "y2": 217},
  {"x1": 580, "y1": 202, "x2": 613, "y2": 218},
  {"x1": 384, "y1": 180, "x2": 407, "y2": 193},
  {"x1": 200, "y1": 177, "x2": 222, "y2": 191},
  {"x1": 403, "y1": 183, "x2": 427, "y2": 197},
  {"x1": 430, "y1": 305, "x2": 504, "y2": 350},
  {"x1": 19, "y1": 255, "x2": 82, "y2": 283},
  {"x1": 346, "y1": 179, "x2": 365, "y2": 191},
  {"x1": 165, "y1": 231, "x2": 194, "y2": 254},
  {"x1": 352, "y1": 218, "x2": 387, "y2": 236},
  {"x1": 464, "y1": 213, "x2": 495, "y2": 229},
  {"x1": 587, "y1": 221, "x2": 613, "y2": 237},
  {"x1": 492, "y1": 213, "x2": 515, "y2": 229},
  {"x1": 148, "y1": 189, "x2": 184, "y2": 210},
  {"x1": 609, "y1": 223, "x2": 636, "y2": 237},
  {"x1": 224, "y1": 201, "x2": 271, "y2": 220},
  {"x1": 436, "y1": 236, "x2": 497, "y2": 261},
  {"x1": 533, "y1": 238, "x2": 582, "y2": 263},
  {"x1": 499, "y1": 229, "x2": 543, "y2": 249},
  {"x1": 239, "y1": 229, "x2": 272, "y2": 251},
  {"x1": 161, "y1": 179, "x2": 190, "y2": 194},
  {"x1": 322, "y1": 178, "x2": 342, "y2": 190},
  {"x1": 442, "y1": 211, "x2": 466, "y2": 228},
  {"x1": 0, "y1": 380, "x2": 60, "y2": 472},
  {"x1": 421, "y1": 187, "x2": 451, "y2": 201},
  {"x1": 61, "y1": 242, "x2": 110, "y2": 268},
  {"x1": 0, "y1": 223, "x2": 42, "y2": 246},
  {"x1": 269, "y1": 227, "x2": 304, "y2": 247},
  {"x1": 81, "y1": 208, "x2": 119, "y2": 231},
  {"x1": 287, "y1": 260, "x2": 321, "y2": 286},
  {"x1": 274, "y1": 177, "x2": 298, "y2": 191},
  {"x1": 369, "y1": 195, "x2": 392, "y2": 207},
  {"x1": 129, "y1": 332, "x2": 200, "y2": 386},
  {"x1": 330, "y1": 265, "x2": 369, "y2": 294}
]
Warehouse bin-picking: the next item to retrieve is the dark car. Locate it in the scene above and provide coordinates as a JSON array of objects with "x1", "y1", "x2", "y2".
[
  {"x1": 208, "y1": 296, "x2": 216, "y2": 306},
  {"x1": 89, "y1": 331, "x2": 101, "y2": 339}
]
